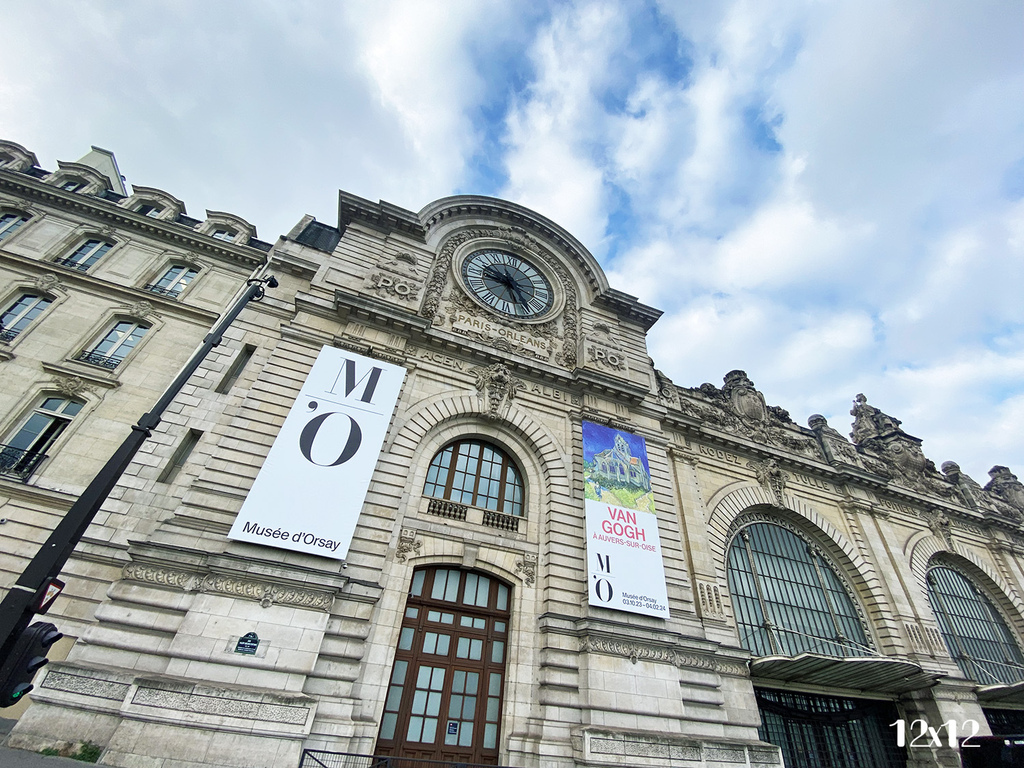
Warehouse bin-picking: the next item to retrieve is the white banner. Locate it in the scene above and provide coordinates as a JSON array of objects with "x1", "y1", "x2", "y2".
[
  {"x1": 228, "y1": 346, "x2": 406, "y2": 559},
  {"x1": 585, "y1": 500, "x2": 670, "y2": 618}
]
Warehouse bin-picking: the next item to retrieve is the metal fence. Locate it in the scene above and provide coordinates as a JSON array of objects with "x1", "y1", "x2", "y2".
[{"x1": 299, "y1": 751, "x2": 507, "y2": 768}]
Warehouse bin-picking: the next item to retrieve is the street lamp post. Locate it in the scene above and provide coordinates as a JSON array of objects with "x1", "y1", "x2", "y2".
[{"x1": 0, "y1": 275, "x2": 278, "y2": 678}]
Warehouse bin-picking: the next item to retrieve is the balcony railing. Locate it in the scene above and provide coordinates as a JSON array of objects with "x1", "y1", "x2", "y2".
[
  {"x1": 143, "y1": 283, "x2": 183, "y2": 298},
  {"x1": 75, "y1": 350, "x2": 122, "y2": 369},
  {"x1": 425, "y1": 498, "x2": 522, "y2": 533},
  {"x1": 53, "y1": 257, "x2": 89, "y2": 272},
  {"x1": 0, "y1": 445, "x2": 46, "y2": 481},
  {"x1": 426, "y1": 498, "x2": 468, "y2": 522},
  {"x1": 0, "y1": 327, "x2": 18, "y2": 343},
  {"x1": 300, "y1": 750, "x2": 509, "y2": 768}
]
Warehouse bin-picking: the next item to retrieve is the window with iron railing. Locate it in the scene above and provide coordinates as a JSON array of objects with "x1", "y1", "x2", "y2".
[
  {"x1": 0, "y1": 396, "x2": 83, "y2": 480},
  {"x1": 77, "y1": 320, "x2": 149, "y2": 369},
  {"x1": 0, "y1": 293, "x2": 51, "y2": 342},
  {"x1": 423, "y1": 440, "x2": 524, "y2": 519},
  {"x1": 144, "y1": 265, "x2": 198, "y2": 298},
  {"x1": 55, "y1": 238, "x2": 112, "y2": 272}
]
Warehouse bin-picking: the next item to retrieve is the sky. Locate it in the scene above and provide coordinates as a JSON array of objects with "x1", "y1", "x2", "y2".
[{"x1": 1, "y1": 0, "x2": 1022, "y2": 484}]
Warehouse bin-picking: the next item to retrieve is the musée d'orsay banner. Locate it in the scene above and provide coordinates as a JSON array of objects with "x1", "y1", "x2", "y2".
[
  {"x1": 228, "y1": 346, "x2": 407, "y2": 559},
  {"x1": 583, "y1": 420, "x2": 670, "y2": 618}
]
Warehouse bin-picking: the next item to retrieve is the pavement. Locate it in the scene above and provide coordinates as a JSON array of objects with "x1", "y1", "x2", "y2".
[{"x1": 0, "y1": 718, "x2": 91, "y2": 767}]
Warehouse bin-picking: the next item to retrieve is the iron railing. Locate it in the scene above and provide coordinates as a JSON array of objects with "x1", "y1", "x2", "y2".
[
  {"x1": 0, "y1": 327, "x2": 18, "y2": 342},
  {"x1": 143, "y1": 283, "x2": 183, "y2": 297},
  {"x1": 76, "y1": 350, "x2": 122, "y2": 369},
  {"x1": 300, "y1": 751, "x2": 507, "y2": 768},
  {"x1": 425, "y1": 499, "x2": 521, "y2": 532},
  {"x1": 0, "y1": 445, "x2": 46, "y2": 480},
  {"x1": 53, "y1": 257, "x2": 90, "y2": 272}
]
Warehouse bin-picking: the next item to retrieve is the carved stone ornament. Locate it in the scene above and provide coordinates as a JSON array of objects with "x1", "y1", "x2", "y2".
[
  {"x1": 32, "y1": 273, "x2": 65, "y2": 294},
  {"x1": 583, "y1": 322, "x2": 627, "y2": 372},
  {"x1": 121, "y1": 300, "x2": 159, "y2": 322},
  {"x1": 514, "y1": 553, "x2": 537, "y2": 586},
  {"x1": 473, "y1": 363, "x2": 526, "y2": 420},
  {"x1": 748, "y1": 458, "x2": 788, "y2": 507},
  {"x1": 984, "y1": 466, "x2": 1024, "y2": 520},
  {"x1": 366, "y1": 251, "x2": 423, "y2": 303},
  {"x1": 924, "y1": 511, "x2": 954, "y2": 549},
  {"x1": 850, "y1": 393, "x2": 902, "y2": 444},
  {"x1": 578, "y1": 636, "x2": 747, "y2": 676},
  {"x1": 422, "y1": 227, "x2": 580, "y2": 369},
  {"x1": 396, "y1": 528, "x2": 422, "y2": 563},
  {"x1": 696, "y1": 579, "x2": 726, "y2": 620},
  {"x1": 122, "y1": 563, "x2": 335, "y2": 611},
  {"x1": 654, "y1": 368, "x2": 678, "y2": 405},
  {"x1": 808, "y1": 414, "x2": 861, "y2": 467},
  {"x1": 941, "y1": 461, "x2": 988, "y2": 512},
  {"x1": 678, "y1": 372, "x2": 819, "y2": 458},
  {"x1": 53, "y1": 375, "x2": 92, "y2": 399}
]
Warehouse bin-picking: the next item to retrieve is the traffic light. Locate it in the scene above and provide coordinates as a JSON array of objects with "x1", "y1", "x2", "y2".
[{"x1": 0, "y1": 621, "x2": 62, "y2": 707}]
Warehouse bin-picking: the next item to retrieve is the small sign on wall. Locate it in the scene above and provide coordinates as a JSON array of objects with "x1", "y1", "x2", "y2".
[
  {"x1": 235, "y1": 632, "x2": 260, "y2": 655},
  {"x1": 228, "y1": 346, "x2": 407, "y2": 560}
]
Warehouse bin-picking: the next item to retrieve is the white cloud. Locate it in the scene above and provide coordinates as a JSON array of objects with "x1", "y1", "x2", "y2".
[{"x1": 500, "y1": 1, "x2": 629, "y2": 253}]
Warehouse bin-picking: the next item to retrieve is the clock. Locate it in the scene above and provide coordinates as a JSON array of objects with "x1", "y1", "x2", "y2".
[{"x1": 460, "y1": 249, "x2": 554, "y2": 319}]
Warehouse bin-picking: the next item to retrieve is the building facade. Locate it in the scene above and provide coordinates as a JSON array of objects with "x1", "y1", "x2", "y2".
[{"x1": 3, "y1": 139, "x2": 1024, "y2": 768}]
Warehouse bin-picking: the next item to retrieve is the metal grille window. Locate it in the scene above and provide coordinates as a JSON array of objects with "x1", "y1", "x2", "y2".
[
  {"x1": 145, "y1": 265, "x2": 198, "y2": 297},
  {"x1": 0, "y1": 397, "x2": 83, "y2": 479},
  {"x1": 57, "y1": 238, "x2": 112, "y2": 271},
  {"x1": 927, "y1": 566, "x2": 1024, "y2": 685},
  {"x1": 727, "y1": 522, "x2": 870, "y2": 658},
  {"x1": 78, "y1": 320, "x2": 149, "y2": 369},
  {"x1": 423, "y1": 441, "x2": 524, "y2": 517},
  {"x1": 0, "y1": 211, "x2": 28, "y2": 241},
  {"x1": 0, "y1": 293, "x2": 51, "y2": 342},
  {"x1": 756, "y1": 688, "x2": 906, "y2": 768}
]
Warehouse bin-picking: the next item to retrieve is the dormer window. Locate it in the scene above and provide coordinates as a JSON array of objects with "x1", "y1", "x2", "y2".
[
  {"x1": 211, "y1": 228, "x2": 237, "y2": 242},
  {"x1": 0, "y1": 152, "x2": 14, "y2": 167},
  {"x1": 136, "y1": 203, "x2": 164, "y2": 218},
  {"x1": 60, "y1": 178, "x2": 86, "y2": 192}
]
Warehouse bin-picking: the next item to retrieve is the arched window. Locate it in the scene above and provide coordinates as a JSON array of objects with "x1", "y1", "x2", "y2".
[
  {"x1": 423, "y1": 440, "x2": 524, "y2": 517},
  {"x1": 77, "y1": 320, "x2": 150, "y2": 369},
  {"x1": 0, "y1": 396, "x2": 83, "y2": 479},
  {"x1": 145, "y1": 264, "x2": 199, "y2": 298},
  {"x1": 0, "y1": 211, "x2": 29, "y2": 241},
  {"x1": 0, "y1": 293, "x2": 52, "y2": 342},
  {"x1": 927, "y1": 565, "x2": 1024, "y2": 685},
  {"x1": 377, "y1": 566, "x2": 510, "y2": 764},
  {"x1": 727, "y1": 522, "x2": 870, "y2": 658},
  {"x1": 56, "y1": 238, "x2": 113, "y2": 272}
]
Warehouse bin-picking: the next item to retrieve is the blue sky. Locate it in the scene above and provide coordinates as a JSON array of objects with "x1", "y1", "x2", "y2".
[{"x1": 2, "y1": 0, "x2": 1023, "y2": 482}]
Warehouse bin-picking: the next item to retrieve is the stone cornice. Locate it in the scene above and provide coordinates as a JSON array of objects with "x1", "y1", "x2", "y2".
[
  {"x1": 593, "y1": 288, "x2": 662, "y2": 331},
  {"x1": 0, "y1": 251, "x2": 224, "y2": 325},
  {"x1": 0, "y1": 170, "x2": 268, "y2": 269}
]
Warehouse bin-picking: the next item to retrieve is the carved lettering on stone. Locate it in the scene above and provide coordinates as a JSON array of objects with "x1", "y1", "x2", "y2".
[{"x1": 583, "y1": 322, "x2": 627, "y2": 372}]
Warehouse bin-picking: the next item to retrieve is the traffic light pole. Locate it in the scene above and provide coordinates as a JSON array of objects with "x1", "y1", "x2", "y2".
[{"x1": 0, "y1": 275, "x2": 277, "y2": 670}]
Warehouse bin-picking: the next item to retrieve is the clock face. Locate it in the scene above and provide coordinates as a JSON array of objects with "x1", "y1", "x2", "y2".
[{"x1": 460, "y1": 249, "x2": 554, "y2": 319}]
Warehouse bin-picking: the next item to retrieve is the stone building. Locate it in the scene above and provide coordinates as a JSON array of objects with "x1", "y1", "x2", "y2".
[{"x1": 2, "y1": 139, "x2": 1024, "y2": 768}]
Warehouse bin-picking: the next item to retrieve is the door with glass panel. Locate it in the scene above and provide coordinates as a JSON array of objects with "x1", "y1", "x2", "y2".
[{"x1": 376, "y1": 566, "x2": 511, "y2": 765}]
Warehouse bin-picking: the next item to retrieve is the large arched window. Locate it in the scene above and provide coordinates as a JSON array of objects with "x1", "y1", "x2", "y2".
[
  {"x1": 727, "y1": 522, "x2": 870, "y2": 658},
  {"x1": 423, "y1": 440, "x2": 524, "y2": 517},
  {"x1": 376, "y1": 566, "x2": 510, "y2": 765},
  {"x1": 927, "y1": 565, "x2": 1024, "y2": 685}
]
